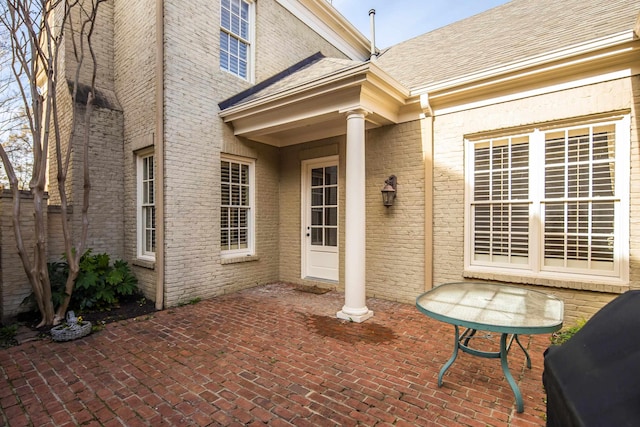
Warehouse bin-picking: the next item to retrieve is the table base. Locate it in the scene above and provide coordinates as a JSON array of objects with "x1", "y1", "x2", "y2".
[{"x1": 438, "y1": 325, "x2": 531, "y2": 413}]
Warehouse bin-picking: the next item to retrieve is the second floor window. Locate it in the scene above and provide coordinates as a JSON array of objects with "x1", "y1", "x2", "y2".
[{"x1": 220, "y1": 0, "x2": 252, "y2": 80}]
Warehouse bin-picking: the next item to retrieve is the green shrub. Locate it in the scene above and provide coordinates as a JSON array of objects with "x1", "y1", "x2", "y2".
[
  {"x1": 550, "y1": 318, "x2": 587, "y2": 345},
  {"x1": 76, "y1": 252, "x2": 138, "y2": 308},
  {"x1": 49, "y1": 250, "x2": 140, "y2": 311}
]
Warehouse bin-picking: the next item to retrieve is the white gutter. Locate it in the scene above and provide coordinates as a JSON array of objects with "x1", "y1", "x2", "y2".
[{"x1": 412, "y1": 31, "x2": 636, "y2": 96}]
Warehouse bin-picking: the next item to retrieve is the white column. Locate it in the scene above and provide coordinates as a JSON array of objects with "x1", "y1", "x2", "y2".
[{"x1": 337, "y1": 109, "x2": 373, "y2": 323}]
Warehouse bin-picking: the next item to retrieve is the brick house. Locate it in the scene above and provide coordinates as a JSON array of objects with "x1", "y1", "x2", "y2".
[{"x1": 1, "y1": 0, "x2": 638, "y2": 324}]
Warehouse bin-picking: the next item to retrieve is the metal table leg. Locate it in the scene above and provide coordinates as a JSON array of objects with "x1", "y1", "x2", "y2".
[
  {"x1": 500, "y1": 333, "x2": 524, "y2": 413},
  {"x1": 438, "y1": 325, "x2": 460, "y2": 387},
  {"x1": 438, "y1": 327, "x2": 528, "y2": 413},
  {"x1": 514, "y1": 334, "x2": 531, "y2": 369}
]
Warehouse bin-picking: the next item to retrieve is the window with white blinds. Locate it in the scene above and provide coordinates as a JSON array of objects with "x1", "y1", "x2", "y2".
[
  {"x1": 466, "y1": 117, "x2": 629, "y2": 280},
  {"x1": 221, "y1": 155, "x2": 255, "y2": 257},
  {"x1": 543, "y1": 125, "x2": 616, "y2": 272},
  {"x1": 472, "y1": 136, "x2": 530, "y2": 265},
  {"x1": 220, "y1": 0, "x2": 253, "y2": 80}
]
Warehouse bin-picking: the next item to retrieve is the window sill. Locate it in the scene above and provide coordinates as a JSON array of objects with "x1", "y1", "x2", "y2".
[
  {"x1": 463, "y1": 269, "x2": 629, "y2": 294},
  {"x1": 133, "y1": 259, "x2": 155, "y2": 270},
  {"x1": 221, "y1": 255, "x2": 259, "y2": 265}
]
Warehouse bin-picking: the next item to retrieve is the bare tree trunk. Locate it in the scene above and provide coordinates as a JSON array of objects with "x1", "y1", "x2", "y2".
[
  {"x1": 54, "y1": 1, "x2": 100, "y2": 322},
  {"x1": 0, "y1": 0, "x2": 104, "y2": 326},
  {"x1": 0, "y1": 148, "x2": 54, "y2": 326}
]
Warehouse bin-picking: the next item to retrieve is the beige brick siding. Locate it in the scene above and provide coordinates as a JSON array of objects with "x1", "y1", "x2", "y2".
[
  {"x1": 156, "y1": 0, "x2": 350, "y2": 306},
  {"x1": 64, "y1": 0, "x2": 116, "y2": 93},
  {"x1": 46, "y1": 104, "x2": 125, "y2": 263},
  {"x1": 278, "y1": 138, "x2": 341, "y2": 287},
  {"x1": 537, "y1": 287, "x2": 617, "y2": 327},
  {"x1": 0, "y1": 192, "x2": 41, "y2": 321},
  {"x1": 431, "y1": 76, "x2": 639, "y2": 322},
  {"x1": 364, "y1": 121, "x2": 425, "y2": 303},
  {"x1": 255, "y1": 0, "x2": 345, "y2": 81},
  {"x1": 114, "y1": 0, "x2": 158, "y2": 297},
  {"x1": 277, "y1": 120, "x2": 426, "y2": 305},
  {"x1": 46, "y1": 0, "x2": 124, "y2": 263}
]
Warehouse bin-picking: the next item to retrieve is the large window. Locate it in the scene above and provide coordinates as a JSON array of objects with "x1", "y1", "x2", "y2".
[
  {"x1": 466, "y1": 116, "x2": 629, "y2": 281},
  {"x1": 220, "y1": 0, "x2": 253, "y2": 80},
  {"x1": 137, "y1": 152, "x2": 156, "y2": 261},
  {"x1": 221, "y1": 156, "x2": 254, "y2": 257}
]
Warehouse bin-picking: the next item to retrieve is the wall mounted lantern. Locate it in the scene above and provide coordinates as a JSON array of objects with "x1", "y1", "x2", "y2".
[{"x1": 381, "y1": 175, "x2": 397, "y2": 207}]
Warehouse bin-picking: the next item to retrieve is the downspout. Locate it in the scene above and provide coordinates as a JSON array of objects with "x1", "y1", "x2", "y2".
[
  {"x1": 155, "y1": 0, "x2": 165, "y2": 310},
  {"x1": 420, "y1": 93, "x2": 434, "y2": 291}
]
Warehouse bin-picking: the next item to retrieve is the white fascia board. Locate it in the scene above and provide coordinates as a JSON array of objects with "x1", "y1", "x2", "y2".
[
  {"x1": 431, "y1": 69, "x2": 633, "y2": 116},
  {"x1": 276, "y1": 0, "x2": 370, "y2": 61},
  {"x1": 412, "y1": 31, "x2": 636, "y2": 96},
  {"x1": 220, "y1": 62, "x2": 371, "y2": 120},
  {"x1": 221, "y1": 61, "x2": 411, "y2": 120}
]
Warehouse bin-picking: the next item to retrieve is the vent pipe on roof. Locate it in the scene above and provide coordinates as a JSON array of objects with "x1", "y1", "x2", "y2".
[{"x1": 369, "y1": 9, "x2": 378, "y2": 61}]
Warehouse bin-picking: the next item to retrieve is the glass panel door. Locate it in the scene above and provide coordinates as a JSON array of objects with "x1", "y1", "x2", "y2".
[{"x1": 303, "y1": 158, "x2": 339, "y2": 281}]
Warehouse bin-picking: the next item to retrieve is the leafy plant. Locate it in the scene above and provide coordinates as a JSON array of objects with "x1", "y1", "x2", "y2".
[
  {"x1": 550, "y1": 318, "x2": 587, "y2": 345},
  {"x1": 25, "y1": 250, "x2": 141, "y2": 313},
  {"x1": 73, "y1": 251, "x2": 140, "y2": 310}
]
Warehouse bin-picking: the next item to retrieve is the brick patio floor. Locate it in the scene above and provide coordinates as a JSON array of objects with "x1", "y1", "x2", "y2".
[{"x1": 0, "y1": 283, "x2": 550, "y2": 426}]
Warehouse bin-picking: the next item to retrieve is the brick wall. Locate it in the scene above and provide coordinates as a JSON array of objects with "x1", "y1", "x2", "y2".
[
  {"x1": 64, "y1": 0, "x2": 116, "y2": 93},
  {"x1": 431, "y1": 76, "x2": 639, "y2": 322},
  {"x1": 277, "y1": 120, "x2": 426, "y2": 305},
  {"x1": 47, "y1": 0, "x2": 124, "y2": 263},
  {"x1": 114, "y1": 0, "x2": 157, "y2": 297},
  {"x1": 109, "y1": 0, "x2": 352, "y2": 305},
  {"x1": 254, "y1": 0, "x2": 346, "y2": 81},
  {"x1": 279, "y1": 138, "x2": 341, "y2": 287},
  {"x1": 364, "y1": 121, "x2": 426, "y2": 303},
  {"x1": 46, "y1": 100, "x2": 125, "y2": 263},
  {"x1": 0, "y1": 191, "x2": 42, "y2": 321}
]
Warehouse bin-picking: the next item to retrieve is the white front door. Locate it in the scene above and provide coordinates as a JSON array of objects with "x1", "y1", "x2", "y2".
[{"x1": 302, "y1": 157, "x2": 339, "y2": 281}]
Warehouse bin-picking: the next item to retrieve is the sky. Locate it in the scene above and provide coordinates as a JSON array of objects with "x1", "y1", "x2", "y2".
[{"x1": 330, "y1": 0, "x2": 511, "y2": 49}]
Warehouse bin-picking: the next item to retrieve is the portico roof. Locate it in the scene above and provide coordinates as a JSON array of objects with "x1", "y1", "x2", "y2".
[{"x1": 219, "y1": 55, "x2": 418, "y2": 147}]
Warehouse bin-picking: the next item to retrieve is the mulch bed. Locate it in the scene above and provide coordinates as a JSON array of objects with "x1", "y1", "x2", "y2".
[{"x1": 15, "y1": 295, "x2": 157, "y2": 331}]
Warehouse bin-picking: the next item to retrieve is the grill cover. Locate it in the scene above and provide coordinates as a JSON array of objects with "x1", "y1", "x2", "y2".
[{"x1": 543, "y1": 290, "x2": 640, "y2": 427}]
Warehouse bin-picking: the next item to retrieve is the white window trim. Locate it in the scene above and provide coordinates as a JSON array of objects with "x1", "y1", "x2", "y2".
[
  {"x1": 220, "y1": 154, "x2": 255, "y2": 259},
  {"x1": 463, "y1": 114, "x2": 630, "y2": 286},
  {"x1": 136, "y1": 150, "x2": 156, "y2": 262},
  {"x1": 219, "y1": 0, "x2": 255, "y2": 82}
]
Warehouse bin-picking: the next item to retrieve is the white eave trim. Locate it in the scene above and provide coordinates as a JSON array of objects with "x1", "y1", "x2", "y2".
[
  {"x1": 276, "y1": 0, "x2": 370, "y2": 61},
  {"x1": 220, "y1": 61, "x2": 411, "y2": 120},
  {"x1": 412, "y1": 30, "x2": 637, "y2": 96},
  {"x1": 221, "y1": 62, "x2": 370, "y2": 118}
]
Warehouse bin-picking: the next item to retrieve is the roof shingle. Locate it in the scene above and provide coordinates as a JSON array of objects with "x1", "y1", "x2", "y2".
[{"x1": 376, "y1": 0, "x2": 639, "y2": 90}]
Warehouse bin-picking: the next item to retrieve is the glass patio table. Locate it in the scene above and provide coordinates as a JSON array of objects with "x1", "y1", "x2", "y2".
[{"x1": 416, "y1": 282, "x2": 564, "y2": 413}]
